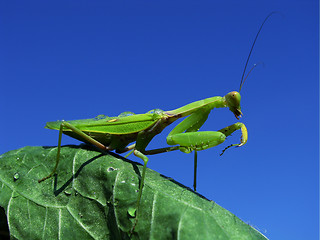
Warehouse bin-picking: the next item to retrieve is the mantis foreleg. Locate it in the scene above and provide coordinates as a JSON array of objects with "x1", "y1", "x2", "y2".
[{"x1": 165, "y1": 108, "x2": 248, "y2": 191}]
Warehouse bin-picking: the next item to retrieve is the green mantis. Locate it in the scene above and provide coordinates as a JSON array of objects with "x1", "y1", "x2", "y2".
[
  {"x1": 38, "y1": 91, "x2": 247, "y2": 224},
  {"x1": 38, "y1": 13, "x2": 275, "y2": 232},
  {"x1": 39, "y1": 93, "x2": 247, "y2": 183}
]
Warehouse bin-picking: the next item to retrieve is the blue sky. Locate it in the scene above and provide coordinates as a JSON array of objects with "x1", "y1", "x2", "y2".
[{"x1": 0, "y1": 1, "x2": 318, "y2": 239}]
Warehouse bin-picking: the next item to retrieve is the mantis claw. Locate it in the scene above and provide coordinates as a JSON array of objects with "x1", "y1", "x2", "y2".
[{"x1": 219, "y1": 123, "x2": 247, "y2": 155}]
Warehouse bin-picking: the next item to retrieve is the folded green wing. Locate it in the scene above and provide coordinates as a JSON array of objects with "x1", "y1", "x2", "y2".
[{"x1": 45, "y1": 113, "x2": 161, "y2": 135}]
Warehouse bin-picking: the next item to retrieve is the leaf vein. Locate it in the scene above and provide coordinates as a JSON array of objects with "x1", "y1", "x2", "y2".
[
  {"x1": 66, "y1": 205, "x2": 97, "y2": 239},
  {"x1": 149, "y1": 192, "x2": 157, "y2": 236},
  {"x1": 6, "y1": 192, "x2": 13, "y2": 228},
  {"x1": 112, "y1": 170, "x2": 121, "y2": 227},
  {"x1": 41, "y1": 207, "x2": 48, "y2": 239}
]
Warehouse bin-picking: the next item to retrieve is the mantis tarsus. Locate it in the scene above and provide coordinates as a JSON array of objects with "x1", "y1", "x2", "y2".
[{"x1": 38, "y1": 13, "x2": 275, "y2": 232}]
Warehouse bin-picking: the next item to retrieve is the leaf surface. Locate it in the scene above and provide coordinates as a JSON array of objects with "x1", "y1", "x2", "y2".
[{"x1": 0, "y1": 146, "x2": 268, "y2": 240}]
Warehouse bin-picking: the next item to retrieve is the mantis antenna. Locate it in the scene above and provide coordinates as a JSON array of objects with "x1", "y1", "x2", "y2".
[{"x1": 239, "y1": 12, "x2": 277, "y2": 92}]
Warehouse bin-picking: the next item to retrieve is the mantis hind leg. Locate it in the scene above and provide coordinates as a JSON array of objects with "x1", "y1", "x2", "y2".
[
  {"x1": 132, "y1": 150, "x2": 148, "y2": 214},
  {"x1": 38, "y1": 121, "x2": 110, "y2": 183},
  {"x1": 127, "y1": 149, "x2": 149, "y2": 235},
  {"x1": 38, "y1": 123, "x2": 64, "y2": 183}
]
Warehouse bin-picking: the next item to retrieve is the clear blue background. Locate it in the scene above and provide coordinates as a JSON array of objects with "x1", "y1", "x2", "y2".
[{"x1": 0, "y1": 1, "x2": 318, "y2": 239}]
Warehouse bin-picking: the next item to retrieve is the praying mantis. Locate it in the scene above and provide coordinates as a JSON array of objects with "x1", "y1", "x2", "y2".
[{"x1": 38, "y1": 13, "x2": 275, "y2": 231}]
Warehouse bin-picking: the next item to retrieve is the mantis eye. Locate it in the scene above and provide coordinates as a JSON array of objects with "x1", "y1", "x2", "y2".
[{"x1": 226, "y1": 91, "x2": 241, "y2": 106}]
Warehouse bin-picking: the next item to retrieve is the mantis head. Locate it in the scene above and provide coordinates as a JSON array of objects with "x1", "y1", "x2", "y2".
[{"x1": 225, "y1": 91, "x2": 242, "y2": 120}]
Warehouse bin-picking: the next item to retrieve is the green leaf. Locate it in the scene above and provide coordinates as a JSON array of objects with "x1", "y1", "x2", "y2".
[{"x1": 0, "y1": 146, "x2": 268, "y2": 240}]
